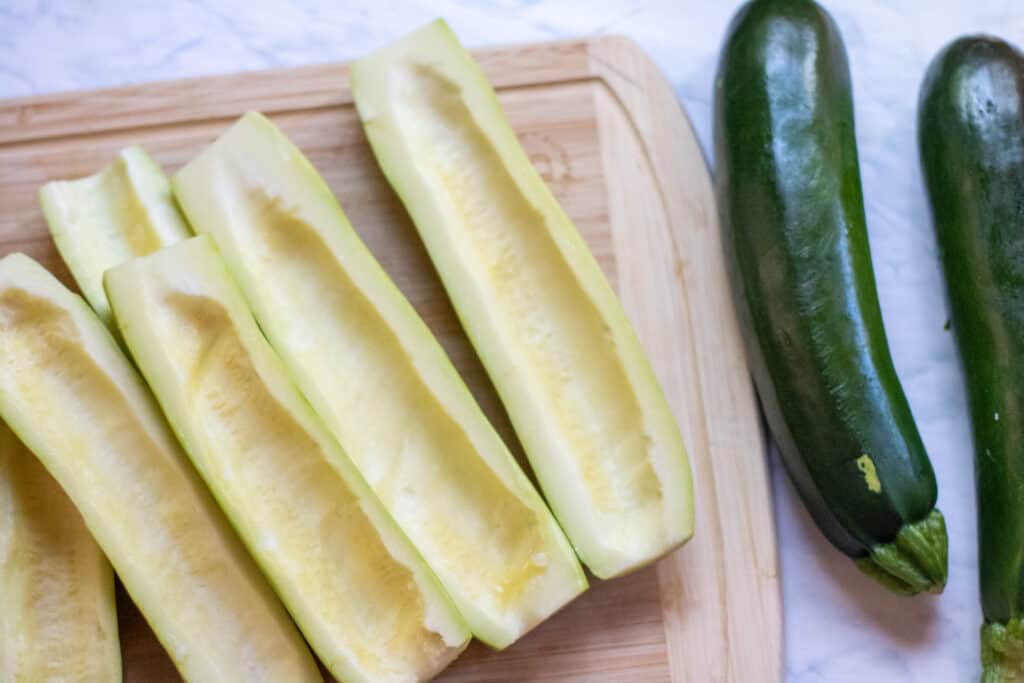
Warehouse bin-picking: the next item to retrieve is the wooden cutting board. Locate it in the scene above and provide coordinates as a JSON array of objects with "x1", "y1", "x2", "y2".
[{"x1": 0, "y1": 36, "x2": 781, "y2": 683}]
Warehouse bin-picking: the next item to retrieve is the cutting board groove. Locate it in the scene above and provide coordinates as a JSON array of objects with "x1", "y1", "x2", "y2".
[{"x1": 0, "y1": 36, "x2": 781, "y2": 683}]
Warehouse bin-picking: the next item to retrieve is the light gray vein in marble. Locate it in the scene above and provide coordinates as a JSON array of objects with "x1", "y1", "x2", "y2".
[{"x1": 5, "y1": 1, "x2": 1024, "y2": 681}]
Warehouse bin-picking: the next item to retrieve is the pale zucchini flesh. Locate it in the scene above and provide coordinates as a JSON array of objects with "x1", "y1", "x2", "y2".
[
  {"x1": 0, "y1": 422, "x2": 120, "y2": 683},
  {"x1": 352, "y1": 20, "x2": 694, "y2": 577},
  {"x1": 0, "y1": 253, "x2": 320, "y2": 683},
  {"x1": 172, "y1": 112, "x2": 586, "y2": 648},
  {"x1": 39, "y1": 145, "x2": 191, "y2": 325},
  {"x1": 105, "y1": 235, "x2": 469, "y2": 683}
]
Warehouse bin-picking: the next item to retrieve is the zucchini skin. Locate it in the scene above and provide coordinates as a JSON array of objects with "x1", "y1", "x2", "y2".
[
  {"x1": 919, "y1": 35, "x2": 1024, "y2": 679},
  {"x1": 715, "y1": 0, "x2": 946, "y2": 593}
]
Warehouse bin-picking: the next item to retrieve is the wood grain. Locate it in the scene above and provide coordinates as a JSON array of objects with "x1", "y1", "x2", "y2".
[{"x1": 0, "y1": 36, "x2": 781, "y2": 682}]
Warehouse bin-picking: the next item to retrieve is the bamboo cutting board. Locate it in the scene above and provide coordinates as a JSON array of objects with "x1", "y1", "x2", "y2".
[{"x1": 0, "y1": 36, "x2": 781, "y2": 682}]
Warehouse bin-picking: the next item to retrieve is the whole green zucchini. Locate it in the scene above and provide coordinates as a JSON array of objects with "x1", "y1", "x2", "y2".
[
  {"x1": 919, "y1": 35, "x2": 1024, "y2": 681},
  {"x1": 715, "y1": 0, "x2": 947, "y2": 594}
]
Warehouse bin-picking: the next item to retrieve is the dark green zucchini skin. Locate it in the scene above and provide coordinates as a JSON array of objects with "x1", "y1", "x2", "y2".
[
  {"x1": 919, "y1": 35, "x2": 1024, "y2": 679},
  {"x1": 715, "y1": 0, "x2": 946, "y2": 594}
]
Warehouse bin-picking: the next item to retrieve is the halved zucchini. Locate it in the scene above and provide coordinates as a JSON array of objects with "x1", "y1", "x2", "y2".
[
  {"x1": 0, "y1": 253, "x2": 320, "y2": 683},
  {"x1": 171, "y1": 112, "x2": 587, "y2": 648},
  {"x1": 39, "y1": 145, "x2": 191, "y2": 325},
  {"x1": 351, "y1": 20, "x2": 694, "y2": 578},
  {"x1": 0, "y1": 422, "x2": 120, "y2": 682},
  {"x1": 105, "y1": 235, "x2": 470, "y2": 683}
]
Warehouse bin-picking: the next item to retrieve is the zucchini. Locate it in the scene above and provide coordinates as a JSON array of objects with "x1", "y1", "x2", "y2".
[
  {"x1": 171, "y1": 112, "x2": 586, "y2": 649},
  {"x1": 919, "y1": 35, "x2": 1024, "y2": 681},
  {"x1": 105, "y1": 235, "x2": 470, "y2": 683},
  {"x1": 0, "y1": 253, "x2": 320, "y2": 683},
  {"x1": 40, "y1": 146, "x2": 190, "y2": 325},
  {"x1": 351, "y1": 20, "x2": 694, "y2": 579},
  {"x1": 715, "y1": 0, "x2": 947, "y2": 593},
  {"x1": 0, "y1": 422, "x2": 120, "y2": 682}
]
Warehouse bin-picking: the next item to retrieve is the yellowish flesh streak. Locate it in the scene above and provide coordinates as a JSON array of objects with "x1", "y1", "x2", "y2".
[
  {"x1": 147, "y1": 284, "x2": 452, "y2": 680},
  {"x1": 0, "y1": 284, "x2": 318, "y2": 682},
  {"x1": 93, "y1": 169, "x2": 160, "y2": 253},
  {"x1": 0, "y1": 425, "x2": 118, "y2": 683},
  {"x1": 394, "y1": 65, "x2": 662, "y2": 534},
  {"x1": 248, "y1": 194, "x2": 548, "y2": 610}
]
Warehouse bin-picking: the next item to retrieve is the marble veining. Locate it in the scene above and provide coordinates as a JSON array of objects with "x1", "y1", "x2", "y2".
[{"x1": 5, "y1": 1, "x2": 1024, "y2": 681}]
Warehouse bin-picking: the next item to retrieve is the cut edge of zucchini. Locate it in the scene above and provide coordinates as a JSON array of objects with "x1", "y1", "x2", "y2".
[
  {"x1": 0, "y1": 252, "x2": 322, "y2": 682},
  {"x1": 352, "y1": 18, "x2": 694, "y2": 579},
  {"x1": 170, "y1": 111, "x2": 587, "y2": 649},
  {"x1": 39, "y1": 146, "x2": 191, "y2": 325},
  {"x1": 0, "y1": 422, "x2": 121, "y2": 682},
  {"x1": 105, "y1": 234, "x2": 470, "y2": 681}
]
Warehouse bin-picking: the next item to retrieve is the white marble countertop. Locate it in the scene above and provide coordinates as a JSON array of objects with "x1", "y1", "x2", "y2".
[{"x1": 5, "y1": 1, "x2": 1024, "y2": 680}]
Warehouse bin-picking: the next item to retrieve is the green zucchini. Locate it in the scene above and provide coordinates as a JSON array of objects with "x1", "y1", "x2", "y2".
[
  {"x1": 0, "y1": 253, "x2": 321, "y2": 683},
  {"x1": 715, "y1": 0, "x2": 947, "y2": 594},
  {"x1": 171, "y1": 112, "x2": 586, "y2": 649},
  {"x1": 919, "y1": 35, "x2": 1024, "y2": 681},
  {"x1": 106, "y1": 235, "x2": 470, "y2": 683},
  {"x1": 352, "y1": 20, "x2": 693, "y2": 579}
]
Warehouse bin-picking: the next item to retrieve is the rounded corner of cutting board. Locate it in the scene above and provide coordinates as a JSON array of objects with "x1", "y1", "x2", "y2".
[{"x1": 0, "y1": 35, "x2": 781, "y2": 683}]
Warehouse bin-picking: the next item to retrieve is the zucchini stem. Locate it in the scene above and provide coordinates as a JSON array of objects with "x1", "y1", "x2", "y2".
[
  {"x1": 982, "y1": 620, "x2": 1024, "y2": 682},
  {"x1": 854, "y1": 509, "x2": 948, "y2": 595}
]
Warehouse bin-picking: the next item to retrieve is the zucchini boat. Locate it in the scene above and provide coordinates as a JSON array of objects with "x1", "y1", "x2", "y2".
[
  {"x1": 0, "y1": 422, "x2": 120, "y2": 682},
  {"x1": 171, "y1": 112, "x2": 587, "y2": 648},
  {"x1": 40, "y1": 146, "x2": 190, "y2": 325},
  {"x1": 105, "y1": 235, "x2": 470, "y2": 683},
  {"x1": 0, "y1": 253, "x2": 320, "y2": 683},
  {"x1": 919, "y1": 35, "x2": 1024, "y2": 680},
  {"x1": 351, "y1": 20, "x2": 694, "y2": 579},
  {"x1": 715, "y1": 0, "x2": 947, "y2": 593}
]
